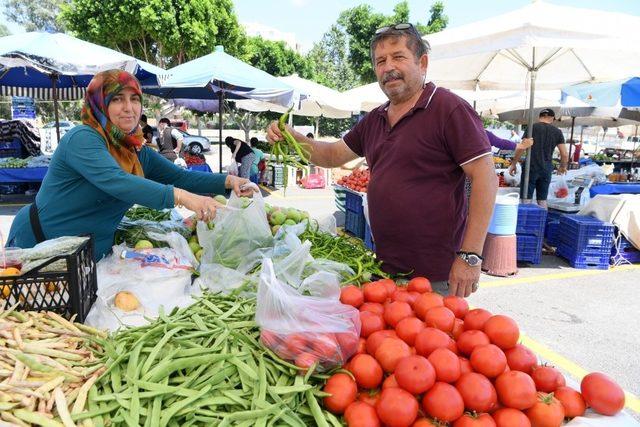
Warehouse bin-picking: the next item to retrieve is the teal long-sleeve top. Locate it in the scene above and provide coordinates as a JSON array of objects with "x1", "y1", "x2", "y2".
[{"x1": 7, "y1": 125, "x2": 227, "y2": 260}]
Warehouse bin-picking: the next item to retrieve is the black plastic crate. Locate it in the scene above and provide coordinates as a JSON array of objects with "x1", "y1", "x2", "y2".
[
  {"x1": 0, "y1": 237, "x2": 97, "y2": 322},
  {"x1": 345, "y1": 190, "x2": 364, "y2": 214},
  {"x1": 345, "y1": 209, "x2": 366, "y2": 239},
  {"x1": 516, "y1": 204, "x2": 547, "y2": 236},
  {"x1": 559, "y1": 215, "x2": 614, "y2": 252}
]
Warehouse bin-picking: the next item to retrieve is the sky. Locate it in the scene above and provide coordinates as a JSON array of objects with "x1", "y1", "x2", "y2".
[{"x1": 2, "y1": 0, "x2": 640, "y2": 52}]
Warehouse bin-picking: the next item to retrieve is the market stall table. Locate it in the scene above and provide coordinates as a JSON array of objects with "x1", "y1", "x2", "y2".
[
  {"x1": 0, "y1": 166, "x2": 48, "y2": 183},
  {"x1": 589, "y1": 182, "x2": 640, "y2": 198}
]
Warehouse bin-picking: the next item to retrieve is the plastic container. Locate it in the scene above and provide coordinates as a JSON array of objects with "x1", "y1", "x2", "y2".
[
  {"x1": 364, "y1": 222, "x2": 375, "y2": 251},
  {"x1": 488, "y1": 193, "x2": 519, "y2": 235},
  {"x1": 334, "y1": 186, "x2": 346, "y2": 212},
  {"x1": 345, "y1": 190, "x2": 364, "y2": 214},
  {"x1": 516, "y1": 204, "x2": 547, "y2": 236},
  {"x1": 516, "y1": 233, "x2": 543, "y2": 264},
  {"x1": 0, "y1": 237, "x2": 98, "y2": 321},
  {"x1": 345, "y1": 210, "x2": 366, "y2": 239},
  {"x1": 611, "y1": 235, "x2": 640, "y2": 264},
  {"x1": 557, "y1": 244, "x2": 609, "y2": 270},
  {"x1": 482, "y1": 233, "x2": 518, "y2": 276},
  {"x1": 558, "y1": 215, "x2": 614, "y2": 252}
]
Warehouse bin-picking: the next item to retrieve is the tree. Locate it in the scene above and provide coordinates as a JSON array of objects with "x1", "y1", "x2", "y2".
[
  {"x1": 3, "y1": 0, "x2": 68, "y2": 32},
  {"x1": 306, "y1": 25, "x2": 358, "y2": 91},
  {"x1": 225, "y1": 101, "x2": 262, "y2": 143},
  {"x1": 243, "y1": 37, "x2": 314, "y2": 79},
  {"x1": 417, "y1": 1, "x2": 448, "y2": 35},
  {"x1": 0, "y1": 23, "x2": 10, "y2": 37},
  {"x1": 60, "y1": 0, "x2": 245, "y2": 67}
]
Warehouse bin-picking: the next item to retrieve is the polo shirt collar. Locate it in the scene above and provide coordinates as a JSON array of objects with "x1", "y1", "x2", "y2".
[{"x1": 375, "y1": 81, "x2": 437, "y2": 117}]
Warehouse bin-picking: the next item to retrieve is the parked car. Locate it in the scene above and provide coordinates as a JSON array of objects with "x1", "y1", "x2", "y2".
[
  {"x1": 149, "y1": 126, "x2": 210, "y2": 154},
  {"x1": 170, "y1": 120, "x2": 188, "y2": 132}
]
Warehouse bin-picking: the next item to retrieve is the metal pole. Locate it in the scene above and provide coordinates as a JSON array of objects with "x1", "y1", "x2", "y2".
[
  {"x1": 521, "y1": 48, "x2": 536, "y2": 200},
  {"x1": 568, "y1": 116, "x2": 575, "y2": 162},
  {"x1": 218, "y1": 90, "x2": 223, "y2": 173},
  {"x1": 51, "y1": 74, "x2": 61, "y2": 143}
]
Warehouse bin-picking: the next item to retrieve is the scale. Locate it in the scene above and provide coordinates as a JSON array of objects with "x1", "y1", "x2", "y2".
[{"x1": 546, "y1": 176, "x2": 595, "y2": 212}]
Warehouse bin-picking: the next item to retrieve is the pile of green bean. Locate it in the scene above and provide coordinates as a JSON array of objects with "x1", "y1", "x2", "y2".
[
  {"x1": 271, "y1": 107, "x2": 310, "y2": 171},
  {"x1": 80, "y1": 292, "x2": 342, "y2": 427},
  {"x1": 124, "y1": 207, "x2": 172, "y2": 222},
  {"x1": 299, "y1": 223, "x2": 389, "y2": 284}
]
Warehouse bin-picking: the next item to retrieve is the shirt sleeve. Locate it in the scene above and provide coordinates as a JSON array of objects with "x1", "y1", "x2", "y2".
[
  {"x1": 556, "y1": 128, "x2": 566, "y2": 145},
  {"x1": 342, "y1": 115, "x2": 367, "y2": 157},
  {"x1": 171, "y1": 128, "x2": 183, "y2": 140},
  {"x1": 486, "y1": 131, "x2": 517, "y2": 150},
  {"x1": 64, "y1": 129, "x2": 174, "y2": 209},
  {"x1": 444, "y1": 103, "x2": 492, "y2": 166},
  {"x1": 140, "y1": 146, "x2": 227, "y2": 195}
]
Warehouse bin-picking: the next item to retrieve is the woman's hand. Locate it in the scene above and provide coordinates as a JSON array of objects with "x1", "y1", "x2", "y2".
[
  {"x1": 225, "y1": 175, "x2": 259, "y2": 197},
  {"x1": 180, "y1": 192, "x2": 224, "y2": 222}
]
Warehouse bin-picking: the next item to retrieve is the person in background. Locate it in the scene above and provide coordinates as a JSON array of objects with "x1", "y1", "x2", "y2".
[
  {"x1": 139, "y1": 114, "x2": 153, "y2": 146},
  {"x1": 486, "y1": 130, "x2": 533, "y2": 151},
  {"x1": 6, "y1": 69, "x2": 255, "y2": 260},
  {"x1": 306, "y1": 132, "x2": 314, "y2": 139},
  {"x1": 571, "y1": 139, "x2": 582, "y2": 163},
  {"x1": 509, "y1": 129, "x2": 521, "y2": 143},
  {"x1": 509, "y1": 108, "x2": 568, "y2": 208},
  {"x1": 248, "y1": 137, "x2": 265, "y2": 185},
  {"x1": 157, "y1": 118, "x2": 183, "y2": 162},
  {"x1": 225, "y1": 136, "x2": 256, "y2": 179},
  {"x1": 267, "y1": 23, "x2": 497, "y2": 298}
]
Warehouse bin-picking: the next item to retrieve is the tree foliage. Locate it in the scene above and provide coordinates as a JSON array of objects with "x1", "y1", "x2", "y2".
[
  {"x1": 243, "y1": 37, "x2": 314, "y2": 79},
  {"x1": 0, "y1": 23, "x2": 10, "y2": 37},
  {"x1": 3, "y1": 0, "x2": 68, "y2": 32},
  {"x1": 60, "y1": 0, "x2": 245, "y2": 67},
  {"x1": 307, "y1": 25, "x2": 358, "y2": 91}
]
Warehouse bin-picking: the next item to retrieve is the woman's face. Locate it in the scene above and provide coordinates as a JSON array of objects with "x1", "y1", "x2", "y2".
[{"x1": 108, "y1": 87, "x2": 142, "y2": 132}]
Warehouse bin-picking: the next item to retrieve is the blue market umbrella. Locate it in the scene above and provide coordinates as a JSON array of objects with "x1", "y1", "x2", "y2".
[
  {"x1": 145, "y1": 46, "x2": 297, "y2": 171},
  {"x1": 0, "y1": 32, "x2": 168, "y2": 140},
  {"x1": 561, "y1": 77, "x2": 640, "y2": 108}
]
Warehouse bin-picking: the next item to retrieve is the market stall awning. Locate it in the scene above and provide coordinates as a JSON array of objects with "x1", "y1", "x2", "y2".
[{"x1": 561, "y1": 77, "x2": 640, "y2": 108}]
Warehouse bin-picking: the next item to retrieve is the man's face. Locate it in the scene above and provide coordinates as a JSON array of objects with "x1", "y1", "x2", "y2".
[
  {"x1": 373, "y1": 35, "x2": 428, "y2": 103},
  {"x1": 158, "y1": 121, "x2": 167, "y2": 131}
]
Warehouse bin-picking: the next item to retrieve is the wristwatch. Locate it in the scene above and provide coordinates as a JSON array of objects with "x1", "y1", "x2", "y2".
[{"x1": 456, "y1": 251, "x2": 483, "y2": 267}]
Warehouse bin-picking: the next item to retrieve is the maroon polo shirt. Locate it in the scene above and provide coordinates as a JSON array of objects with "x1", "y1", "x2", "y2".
[{"x1": 344, "y1": 82, "x2": 491, "y2": 281}]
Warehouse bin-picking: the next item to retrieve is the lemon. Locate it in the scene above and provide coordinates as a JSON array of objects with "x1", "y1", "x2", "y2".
[{"x1": 0, "y1": 267, "x2": 21, "y2": 276}]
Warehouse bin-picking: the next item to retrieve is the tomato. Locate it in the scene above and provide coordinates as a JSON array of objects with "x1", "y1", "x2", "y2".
[
  {"x1": 470, "y1": 344, "x2": 507, "y2": 378},
  {"x1": 492, "y1": 408, "x2": 531, "y2": 427},
  {"x1": 392, "y1": 289, "x2": 415, "y2": 305},
  {"x1": 375, "y1": 338, "x2": 411, "y2": 373},
  {"x1": 383, "y1": 374, "x2": 399, "y2": 389},
  {"x1": 345, "y1": 401, "x2": 381, "y2": 427},
  {"x1": 350, "y1": 354, "x2": 384, "y2": 389},
  {"x1": 525, "y1": 392, "x2": 564, "y2": 427},
  {"x1": 483, "y1": 315, "x2": 519, "y2": 350},
  {"x1": 407, "y1": 292, "x2": 421, "y2": 307},
  {"x1": 422, "y1": 382, "x2": 464, "y2": 421},
  {"x1": 366, "y1": 330, "x2": 398, "y2": 355},
  {"x1": 456, "y1": 330, "x2": 491, "y2": 356},
  {"x1": 360, "y1": 311, "x2": 385, "y2": 338},
  {"x1": 443, "y1": 295, "x2": 469, "y2": 319},
  {"x1": 452, "y1": 412, "x2": 497, "y2": 427},
  {"x1": 459, "y1": 357, "x2": 473, "y2": 375},
  {"x1": 447, "y1": 338, "x2": 459, "y2": 355},
  {"x1": 378, "y1": 279, "x2": 397, "y2": 296},
  {"x1": 553, "y1": 386, "x2": 586, "y2": 418},
  {"x1": 360, "y1": 302, "x2": 385, "y2": 316},
  {"x1": 452, "y1": 318, "x2": 465, "y2": 340},
  {"x1": 412, "y1": 419, "x2": 441, "y2": 427},
  {"x1": 463, "y1": 308, "x2": 492, "y2": 331},
  {"x1": 580, "y1": 372, "x2": 625, "y2": 416},
  {"x1": 323, "y1": 373, "x2": 358, "y2": 414},
  {"x1": 341, "y1": 285, "x2": 365, "y2": 308},
  {"x1": 312, "y1": 334, "x2": 340, "y2": 361},
  {"x1": 363, "y1": 282, "x2": 389, "y2": 303},
  {"x1": 395, "y1": 355, "x2": 436, "y2": 394},
  {"x1": 424, "y1": 306, "x2": 455, "y2": 332},
  {"x1": 414, "y1": 327, "x2": 450, "y2": 357},
  {"x1": 494, "y1": 371, "x2": 537, "y2": 410},
  {"x1": 295, "y1": 352, "x2": 318, "y2": 370},
  {"x1": 336, "y1": 332, "x2": 360, "y2": 360},
  {"x1": 375, "y1": 388, "x2": 419, "y2": 427},
  {"x1": 285, "y1": 333, "x2": 309, "y2": 354},
  {"x1": 455, "y1": 373, "x2": 498, "y2": 413},
  {"x1": 395, "y1": 317, "x2": 425, "y2": 346},
  {"x1": 413, "y1": 293, "x2": 444, "y2": 320},
  {"x1": 505, "y1": 344, "x2": 537, "y2": 374},
  {"x1": 530, "y1": 365, "x2": 563, "y2": 393},
  {"x1": 358, "y1": 390, "x2": 381, "y2": 407},
  {"x1": 384, "y1": 301, "x2": 414, "y2": 328},
  {"x1": 356, "y1": 337, "x2": 367, "y2": 355},
  {"x1": 407, "y1": 277, "x2": 432, "y2": 293},
  {"x1": 428, "y1": 348, "x2": 461, "y2": 383}
]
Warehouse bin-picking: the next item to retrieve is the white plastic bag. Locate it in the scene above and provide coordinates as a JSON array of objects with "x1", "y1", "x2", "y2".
[
  {"x1": 255, "y1": 259, "x2": 361, "y2": 370},
  {"x1": 551, "y1": 175, "x2": 570, "y2": 199},
  {"x1": 225, "y1": 161, "x2": 239, "y2": 176}
]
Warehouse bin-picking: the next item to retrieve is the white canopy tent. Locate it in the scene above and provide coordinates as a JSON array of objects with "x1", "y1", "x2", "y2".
[{"x1": 423, "y1": 0, "x2": 640, "y2": 197}]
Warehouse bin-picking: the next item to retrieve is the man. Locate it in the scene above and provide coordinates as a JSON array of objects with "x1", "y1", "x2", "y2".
[
  {"x1": 509, "y1": 109, "x2": 568, "y2": 208},
  {"x1": 139, "y1": 114, "x2": 154, "y2": 146},
  {"x1": 157, "y1": 117, "x2": 184, "y2": 162},
  {"x1": 267, "y1": 23, "x2": 497, "y2": 298}
]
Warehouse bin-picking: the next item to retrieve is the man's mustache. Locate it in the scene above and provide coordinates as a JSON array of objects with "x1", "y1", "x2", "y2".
[{"x1": 382, "y1": 71, "x2": 403, "y2": 84}]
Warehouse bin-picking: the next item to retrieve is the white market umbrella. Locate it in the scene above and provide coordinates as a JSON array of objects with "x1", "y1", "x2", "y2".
[{"x1": 424, "y1": 0, "x2": 640, "y2": 197}]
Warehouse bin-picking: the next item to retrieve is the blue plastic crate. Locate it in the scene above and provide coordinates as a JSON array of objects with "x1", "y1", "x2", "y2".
[
  {"x1": 611, "y1": 236, "x2": 640, "y2": 264},
  {"x1": 364, "y1": 222, "x2": 375, "y2": 251},
  {"x1": 559, "y1": 215, "x2": 614, "y2": 252},
  {"x1": 557, "y1": 244, "x2": 609, "y2": 269},
  {"x1": 516, "y1": 204, "x2": 547, "y2": 236},
  {"x1": 344, "y1": 190, "x2": 364, "y2": 214},
  {"x1": 516, "y1": 233, "x2": 543, "y2": 264},
  {"x1": 345, "y1": 210, "x2": 365, "y2": 239},
  {"x1": 545, "y1": 221, "x2": 561, "y2": 247}
]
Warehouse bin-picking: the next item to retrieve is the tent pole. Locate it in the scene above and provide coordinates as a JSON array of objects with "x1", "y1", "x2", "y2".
[
  {"x1": 51, "y1": 73, "x2": 61, "y2": 143},
  {"x1": 218, "y1": 91, "x2": 223, "y2": 173},
  {"x1": 568, "y1": 116, "x2": 576, "y2": 162},
  {"x1": 314, "y1": 117, "x2": 320, "y2": 138},
  {"x1": 521, "y1": 48, "x2": 536, "y2": 201}
]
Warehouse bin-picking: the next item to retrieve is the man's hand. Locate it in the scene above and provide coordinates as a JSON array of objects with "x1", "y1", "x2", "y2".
[
  {"x1": 448, "y1": 257, "x2": 481, "y2": 298},
  {"x1": 508, "y1": 162, "x2": 518, "y2": 176},
  {"x1": 266, "y1": 121, "x2": 286, "y2": 144},
  {"x1": 225, "y1": 175, "x2": 259, "y2": 197},
  {"x1": 557, "y1": 164, "x2": 568, "y2": 175}
]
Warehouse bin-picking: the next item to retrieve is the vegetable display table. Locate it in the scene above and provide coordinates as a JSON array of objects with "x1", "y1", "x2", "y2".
[{"x1": 589, "y1": 183, "x2": 640, "y2": 198}]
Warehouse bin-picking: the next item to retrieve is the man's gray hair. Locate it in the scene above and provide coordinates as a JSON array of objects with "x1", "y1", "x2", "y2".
[{"x1": 370, "y1": 25, "x2": 431, "y2": 65}]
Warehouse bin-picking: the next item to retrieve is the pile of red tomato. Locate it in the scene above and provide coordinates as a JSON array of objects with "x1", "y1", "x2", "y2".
[
  {"x1": 324, "y1": 277, "x2": 626, "y2": 427},
  {"x1": 182, "y1": 152, "x2": 206, "y2": 166},
  {"x1": 337, "y1": 169, "x2": 370, "y2": 193}
]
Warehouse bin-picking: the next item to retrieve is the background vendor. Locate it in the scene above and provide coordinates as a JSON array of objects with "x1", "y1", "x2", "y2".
[{"x1": 6, "y1": 69, "x2": 254, "y2": 260}]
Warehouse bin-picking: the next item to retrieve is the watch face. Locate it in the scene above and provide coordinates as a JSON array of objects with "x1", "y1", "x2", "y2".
[{"x1": 468, "y1": 255, "x2": 482, "y2": 266}]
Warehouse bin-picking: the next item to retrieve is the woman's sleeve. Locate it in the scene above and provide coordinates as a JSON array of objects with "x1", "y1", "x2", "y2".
[
  {"x1": 486, "y1": 130, "x2": 517, "y2": 150},
  {"x1": 140, "y1": 146, "x2": 227, "y2": 195},
  {"x1": 64, "y1": 129, "x2": 175, "y2": 209}
]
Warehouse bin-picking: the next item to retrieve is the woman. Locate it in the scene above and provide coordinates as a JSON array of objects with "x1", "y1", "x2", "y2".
[
  {"x1": 225, "y1": 136, "x2": 256, "y2": 179},
  {"x1": 7, "y1": 70, "x2": 254, "y2": 260}
]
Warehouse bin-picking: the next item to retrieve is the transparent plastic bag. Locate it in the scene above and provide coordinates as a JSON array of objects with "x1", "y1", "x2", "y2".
[
  {"x1": 225, "y1": 161, "x2": 239, "y2": 176},
  {"x1": 256, "y1": 259, "x2": 361, "y2": 371},
  {"x1": 198, "y1": 191, "x2": 273, "y2": 270},
  {"x1": 115, "y1": 217, "x2": 191, "y2": 248},
  {"x1": 552, "y1": 175, "x2": 570, "y2": 199}
]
